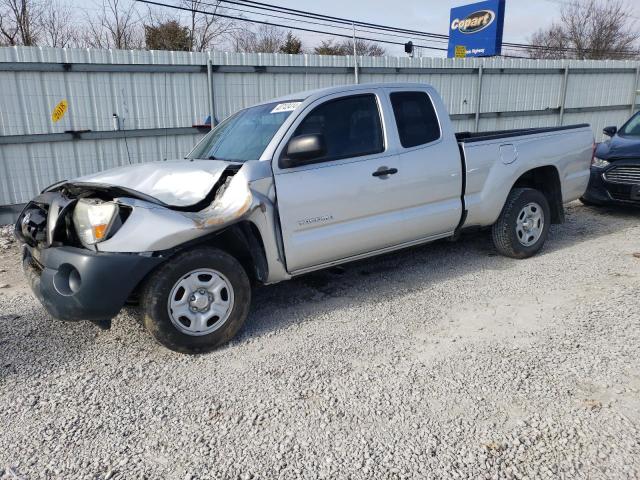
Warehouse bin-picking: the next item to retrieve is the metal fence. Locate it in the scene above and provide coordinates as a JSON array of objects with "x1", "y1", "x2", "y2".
[{"x1": 1, "y1": 46, "x2": 639, "y2": 221}]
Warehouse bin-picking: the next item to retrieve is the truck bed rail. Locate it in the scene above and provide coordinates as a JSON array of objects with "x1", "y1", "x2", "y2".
[{"x1": 456, "y1": 124, "x2": 590, "y2": 144}]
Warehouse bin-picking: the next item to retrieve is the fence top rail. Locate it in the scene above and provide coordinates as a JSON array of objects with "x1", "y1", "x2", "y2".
[
  {"x1": 1, "y1": 46, "x2": 639, "y2": 71},
  {"x1": 0, "y1": 62, "x2": 635, "y2": 76}
]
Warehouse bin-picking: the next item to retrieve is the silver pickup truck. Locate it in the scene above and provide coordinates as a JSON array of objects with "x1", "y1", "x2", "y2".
[{"x1": 16, "y1": 83, "x2": 594, "y2": 353}]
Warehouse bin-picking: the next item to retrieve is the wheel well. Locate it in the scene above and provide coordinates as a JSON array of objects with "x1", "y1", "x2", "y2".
[
  {"x1": 156, "y1": 221, "x2": 268, "y2": 285},
  {"x1": 513, "y1": 166, "x2": 564, "y2": 224},
  {"x1": 201, "y1": 221, "x2": 269, "y2": 284},
  {"x1": 126, "y1": 221, "x2": 267, "y2": 305}
]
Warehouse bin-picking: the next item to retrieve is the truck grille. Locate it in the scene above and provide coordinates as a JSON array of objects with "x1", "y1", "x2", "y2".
[
  {"x1": 604, "y1": 166, "x2": 640, "y2": 185},
  {"x1": 17, "y1": 202, "x2": 49, "y2": 247}
]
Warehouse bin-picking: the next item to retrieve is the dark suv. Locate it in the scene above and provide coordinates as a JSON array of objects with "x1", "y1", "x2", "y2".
[{"x1": 582, "y1": 112, "x2": 640, "y2": 206}]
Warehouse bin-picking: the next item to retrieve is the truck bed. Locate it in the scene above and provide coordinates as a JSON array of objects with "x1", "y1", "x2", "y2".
[
  {"x1": 457, "y1": 123, "x2": 594, "y2": 229},
  {"x1": 456, "y1": 124, "x2": 591, "y2": 143}
]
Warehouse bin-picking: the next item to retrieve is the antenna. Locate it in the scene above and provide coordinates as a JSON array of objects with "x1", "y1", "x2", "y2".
[
  {"x1": 352, "y1": 23, "x2": 359, "y2": 84},
  {"x1": 121, "y1": 88, "x2": 132, "y2": 165},
  {"x1": 164, "y1": 71, "x2": 169, "y2": 162}
]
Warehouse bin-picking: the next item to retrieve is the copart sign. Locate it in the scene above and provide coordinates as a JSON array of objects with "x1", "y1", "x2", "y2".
[{"x1": 447, "y1": 0, "x2": 505, "y2": 58}]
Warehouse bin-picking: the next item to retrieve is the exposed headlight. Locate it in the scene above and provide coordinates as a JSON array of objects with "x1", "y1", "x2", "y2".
[
  {"x1": 592, "y1": 157, "x2": 610, "y2": 168},
  {"x1": 72, "y1": 199, "x2": 118, "y2": 244}
]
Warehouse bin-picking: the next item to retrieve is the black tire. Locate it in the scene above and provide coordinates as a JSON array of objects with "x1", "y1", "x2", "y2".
[
  {"x1": 491, "y1": 188, "x2": 551, "y2": 259},
  {"x1": 141, "y1": 247, "x2": 251, "y2": 354}
]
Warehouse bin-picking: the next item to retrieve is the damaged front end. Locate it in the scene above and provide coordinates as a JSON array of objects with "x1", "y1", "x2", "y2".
[
  {"x1": 16, "y1": 160, "x2": 272, "y2": 325},
  {"x1": 187, "y1": 170, "x2": 253, "y2": 229},
  {"x1": 84, "y1": 162, "x2": 261, "y2": 253}
]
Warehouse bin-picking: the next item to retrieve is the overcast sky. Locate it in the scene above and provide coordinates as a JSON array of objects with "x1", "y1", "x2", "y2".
[
  {"x1": 279, "y1": 0, "x2": 640, "y2": 57},
  {"x1": 72, "y1": 0, "x2": 640, "y2": 57}
]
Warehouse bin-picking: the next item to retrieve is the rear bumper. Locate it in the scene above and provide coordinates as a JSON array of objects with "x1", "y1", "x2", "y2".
[
  {"x1": 582, "y1": 166, "x2": 640, "y2": 206},
  {"x1": 23, "y1": 244, "x2": 164, "y2": 322}
]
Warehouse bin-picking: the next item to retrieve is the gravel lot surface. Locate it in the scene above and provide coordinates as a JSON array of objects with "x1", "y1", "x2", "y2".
[{"x1": 1, "y1": 203, "x2": 639, "y2": 479}]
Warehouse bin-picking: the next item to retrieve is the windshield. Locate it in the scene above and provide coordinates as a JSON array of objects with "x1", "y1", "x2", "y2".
[
  {"x1": 619, "y1": 112, "x2": 640, "y2": 137},
  {"x1": 187, "y1": 100, "x2": 301, "y2": 162}
]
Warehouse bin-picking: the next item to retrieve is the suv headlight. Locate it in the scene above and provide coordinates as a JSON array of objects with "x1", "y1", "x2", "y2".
[
  {"x1": 592, "y1": 157, "x2": 610, "y2": 168},
  {"x1": 72, "y1": 199, "x2": 119, "y2": 244}
]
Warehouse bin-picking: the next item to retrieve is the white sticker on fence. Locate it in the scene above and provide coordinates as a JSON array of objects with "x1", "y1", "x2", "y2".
[{"x1": 271, "y1": 102, "x2": 301, "y2": 113}]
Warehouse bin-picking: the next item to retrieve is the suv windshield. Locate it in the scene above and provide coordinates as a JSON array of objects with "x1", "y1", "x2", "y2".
[
  {"x1": 619, "y1": 112, "x2": 640, "y2": 137},
  {"x1": 187, "y1": 101, "x2": 301, "y2": 162}
]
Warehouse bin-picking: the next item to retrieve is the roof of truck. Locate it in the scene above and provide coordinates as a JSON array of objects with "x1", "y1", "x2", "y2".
[{"x1": 259, "y1": 82, "x2": 434, "y2": 106}]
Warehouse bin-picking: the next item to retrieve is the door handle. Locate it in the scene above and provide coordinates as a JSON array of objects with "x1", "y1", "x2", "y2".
[{"x1": 372, "y1": 167, "x2": 398, "y2": 178}]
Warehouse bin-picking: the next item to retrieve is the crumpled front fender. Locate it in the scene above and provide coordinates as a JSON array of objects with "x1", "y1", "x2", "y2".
[{"x1": 96, "y1": 167, "x2": 261, "y2": 253}]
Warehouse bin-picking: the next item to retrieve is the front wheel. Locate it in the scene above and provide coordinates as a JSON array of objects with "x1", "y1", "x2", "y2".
[
  {"x1": 141, "y1": 247, "x2": 251, "y2": 353},
  {"x1": 492, "y1": 188, "x2": 551, "y2": 259}
]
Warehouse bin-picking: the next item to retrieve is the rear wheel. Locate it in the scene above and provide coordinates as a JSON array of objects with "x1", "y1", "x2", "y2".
[
  {"x1": 492, "y1": 188, "x2": 551, "y2": 259},
  {"x1": 141, "y1": 247, "x2": 251, "y2": 353}
]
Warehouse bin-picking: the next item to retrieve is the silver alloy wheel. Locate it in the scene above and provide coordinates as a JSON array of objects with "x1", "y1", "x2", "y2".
[
  {"x1": 515, "y1": 202, "x2": 544, "y2": 247},
  {"x1": 167, "y1": 268, "x2": 235, "y2": 336}
]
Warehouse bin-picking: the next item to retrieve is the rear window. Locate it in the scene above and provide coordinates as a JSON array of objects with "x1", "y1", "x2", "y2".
[{"x1": 390, "y1": 91, "x2": 441, "y2": 148}]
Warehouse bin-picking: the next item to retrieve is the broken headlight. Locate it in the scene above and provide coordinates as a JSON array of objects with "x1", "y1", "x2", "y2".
[{"x1": 72, "y1": 199, "x2": 119, "y2": 245}]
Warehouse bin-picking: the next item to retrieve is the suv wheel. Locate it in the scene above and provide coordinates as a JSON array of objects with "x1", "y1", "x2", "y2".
[
  {"x1": 492, "y1": 188, "x2": 551, "y2": 259},
  {"x1": 141, "y1": 247, "x2": 251, "y2": 353}
]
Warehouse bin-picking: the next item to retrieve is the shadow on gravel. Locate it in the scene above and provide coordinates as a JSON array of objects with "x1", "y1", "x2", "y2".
[{"x1": 244, "y1": 204, "x2": 638, "y2": 339}]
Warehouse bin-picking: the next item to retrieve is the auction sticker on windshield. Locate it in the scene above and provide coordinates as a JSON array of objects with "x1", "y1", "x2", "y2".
[{"x1": 271, "y1": 102, "x2": 300, "y2": 113}]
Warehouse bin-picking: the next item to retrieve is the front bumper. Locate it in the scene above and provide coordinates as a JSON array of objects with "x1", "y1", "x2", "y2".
[
  {"x1": 23, "y1": 244, "x2": 164, "y2": 322},
  {"x1": 582, "y1": 164, "x2": 640, "y2": 206}
]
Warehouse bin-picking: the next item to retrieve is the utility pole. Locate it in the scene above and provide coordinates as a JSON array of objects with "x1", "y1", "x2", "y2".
[{"x1": 352, "y1": 23, "x2": 359, "y2": 84}]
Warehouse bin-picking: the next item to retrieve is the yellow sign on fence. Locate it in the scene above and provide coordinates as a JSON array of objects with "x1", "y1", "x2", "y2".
[
  {"x1": 454, "y1": 45, "x2": 467, "y2": 58},
  {"x1": 51, "y1": 99, "x2": 68, "y2": 123}
]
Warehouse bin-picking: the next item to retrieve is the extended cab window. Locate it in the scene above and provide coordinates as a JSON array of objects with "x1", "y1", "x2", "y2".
[
  {"x1": 390, "y1": 91, "x2": 441, "y2": 148},
  {"x1": 292, "y1": 94, "x2": 384, "y2": 162}
]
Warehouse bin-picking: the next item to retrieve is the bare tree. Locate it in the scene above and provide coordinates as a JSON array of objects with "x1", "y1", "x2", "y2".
[
  {"x1": 41, "y1": 0, "x2": 77, "y2": 47},
  {"x1": 233, "y1": 24, "x2": 285, "y2": 53},
  {"x1": 0, "y1": 0, "x2": 43, "y2": 46},
  {"x1": 352, "y1": 38, "x2": 385, "y2": 57},
  {"x1": 528, "y1": 0, "x2": 639, "y2": 59},
  {"x1": 314, "y1": 38, "x2": 385, "y2": 56},
  {"x1": 182, "y1": 0, "x2": 237, "y2": 52},
  {"x1": 313, "y1": 39, "x2": 345, "y2": 55},
  {"x1": 83, "y1": 0, "x2": 143, "y2": 50}
]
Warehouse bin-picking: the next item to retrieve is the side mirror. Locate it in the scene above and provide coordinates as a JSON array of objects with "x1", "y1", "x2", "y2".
[
  {"x1": 280, "y1": 134, "x2": 326, "y2": 169},
  {"x1": 603, "y1": 126, "x2": 617, "y2": 137}
]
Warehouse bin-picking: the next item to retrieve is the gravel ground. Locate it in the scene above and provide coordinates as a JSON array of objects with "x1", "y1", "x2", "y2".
[{"x1": 1, "y1": 203, "x2": 639, "y2": 480}]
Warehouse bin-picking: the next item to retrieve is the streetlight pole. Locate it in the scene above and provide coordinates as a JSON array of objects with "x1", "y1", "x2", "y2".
[{"x1": 352, "y1": 23, "x2": 359, "y2": 84}]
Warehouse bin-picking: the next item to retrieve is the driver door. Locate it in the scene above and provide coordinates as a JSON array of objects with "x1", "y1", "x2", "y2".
[{"x1": 272, "y1": 91, "x2": 407, "y2": 273}]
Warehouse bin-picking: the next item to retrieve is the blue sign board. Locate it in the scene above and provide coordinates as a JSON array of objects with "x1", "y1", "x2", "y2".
[{"x1": 447, "y1": 0, "x2": 506, "y2": 58}]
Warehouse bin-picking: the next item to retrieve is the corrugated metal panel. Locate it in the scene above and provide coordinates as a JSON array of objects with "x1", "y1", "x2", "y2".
[
  {"x1": 479, "y1": 113, "x2": 560, "y2": 132},
  {"x1": 481, "y1": 72, "x2": 562, "y2": 113},
  {"x1": 0, "y1": 67, "x2": 210, "y2": 136},
  {"x1": 565, "y1": 71, "x2": 636, "y2": 109},
  {"x1": 1, "y1": 46, "x2": 639, "y2": 208},
  {"x1": 564, "y1": 110, "x2": 631, "y2": 142},
  {"x1": 0, "y1": 134, "x2": 201, "y2": 205}
]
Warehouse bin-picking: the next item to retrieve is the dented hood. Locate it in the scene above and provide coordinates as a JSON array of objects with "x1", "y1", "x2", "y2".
[{"x1": 72, "y1": 160, "x2": 234, "y2": 207}]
